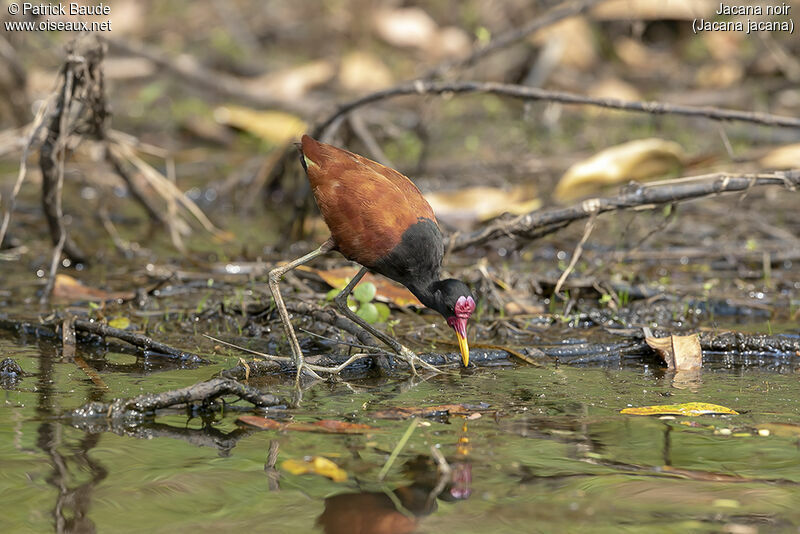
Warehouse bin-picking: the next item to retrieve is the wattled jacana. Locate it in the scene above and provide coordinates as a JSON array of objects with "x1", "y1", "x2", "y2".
[{"x1": 268, "y1": 135, "x2": 475, "y2": 379}]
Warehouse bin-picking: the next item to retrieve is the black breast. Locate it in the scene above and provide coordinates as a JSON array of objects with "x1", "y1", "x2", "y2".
[{"x1": 368, "y1": 217, "x2": 443, "y2": 292}]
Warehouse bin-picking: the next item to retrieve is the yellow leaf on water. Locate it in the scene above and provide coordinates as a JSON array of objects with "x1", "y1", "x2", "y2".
[
  {"x1": 621, "y1": 402, "x2": 738, "y2": 416},
  {"x1": 281, "y1": 456, "x2": 348, "y2": 482},
  {"x1": 214, "y1": 106, "x2": 306, "y2": 145},
  {"x1": 554, "y1": 138, "x2": 685, "y2": 201}
]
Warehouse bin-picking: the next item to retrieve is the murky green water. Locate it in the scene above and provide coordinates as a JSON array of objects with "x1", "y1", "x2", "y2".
[{"x1": 3, "y1": 333, "x2": 800, "y2": 534}]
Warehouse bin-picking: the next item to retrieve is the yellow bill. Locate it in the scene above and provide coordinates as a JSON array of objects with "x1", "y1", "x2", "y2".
[{"x1": 456, "y1": 329, "x2": 470, "y2": 367}]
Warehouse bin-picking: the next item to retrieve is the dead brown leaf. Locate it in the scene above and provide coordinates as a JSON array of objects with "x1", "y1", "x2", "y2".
[
  {"x1": 249, "y1": 60, "x2": 335, "y2": 101},
  {"x1": 372, "y1": 7, "x2": 437, "y2": 49},
  {"x1": 339, "y1": 51, "x2": 394, "y2": 93},
  {"x1": 645, "y1": 333, "x2": 702, "y2": 370},
  {"x1": 299, "y1": 265, "x2": 422, "y2": 308},
  {"x1": 237, "y1": 416, "x2": 285, "y2": 430},
  {"x1": 425, "y1": 185, "x2": 540, "y2": 230},
  {"x1": 53, "y1": 274, "x2": 133, "y2": 302},
  {"x1": 214, "y1": 106, "x2": 306, "y2": 145},
  {"x1": 760, "y1": 143, "x2": 800, "y2": 169},
  {"x1": 554, "y1": 138, "x2": 685, "y2": 201}
]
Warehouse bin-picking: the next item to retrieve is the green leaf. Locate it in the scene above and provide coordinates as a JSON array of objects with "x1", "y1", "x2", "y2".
[
  {"x1": 354, "y1": 282, "x2": 377, "y2": 304},
  {"x1": 325, "y1": 288, "x2": 339, "y2": 301},
  {"x1": 357, "y1": 302, "x2": 379, "y2": 324},
  {"x1": 108, "y1": 316, "x2": 130, "y2": 330},
  {"x1": 374, "y1": 302, "x2": 391, "y2": 322}
]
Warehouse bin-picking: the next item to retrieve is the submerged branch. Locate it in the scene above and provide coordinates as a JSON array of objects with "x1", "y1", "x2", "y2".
[
  {"x1": 72, "y1": 319, "x2": 205, "y2": 363},
  {"x1": 66, "y1": 377, "x2": 284, "y2": 422}
]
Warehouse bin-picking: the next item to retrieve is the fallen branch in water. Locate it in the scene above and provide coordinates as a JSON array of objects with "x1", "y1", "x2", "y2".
[
  {"x1": 73, "y1": 318, "x2": 205, "y2": 363},
  {"x1": 0, "y1": 315, "x2": 205, "y2": 363},
  {"x1": 68, "y1": 418, "x2": 260, "y2": 453},
  {"x1": 447, "y1": 171, "x2": 800, "y2": 251},
  {"x1": 65, "y1": 377, "x2": 284, "y2": 422}
]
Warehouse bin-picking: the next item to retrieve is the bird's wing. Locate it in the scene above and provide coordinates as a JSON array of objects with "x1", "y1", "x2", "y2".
[{"x1": 301, "y1": 135, "x2": 438, "y2": 266}]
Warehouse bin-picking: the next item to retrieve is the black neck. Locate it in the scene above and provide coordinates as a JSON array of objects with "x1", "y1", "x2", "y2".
[{"x1": 409, "y1": 279, "x2": 448, "y2": 318}]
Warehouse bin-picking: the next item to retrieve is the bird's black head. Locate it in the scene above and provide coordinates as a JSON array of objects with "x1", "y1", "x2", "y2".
[{"x1": 428, "y1": 279, "x2": 475, "y2": 367}]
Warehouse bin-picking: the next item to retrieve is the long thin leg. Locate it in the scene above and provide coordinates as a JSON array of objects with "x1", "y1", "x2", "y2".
[
  {"x1": 268, "y1": 240, "x2": 334, "y2": 380},
  {"x1": 333, "y1": 267, "x2": 442, "y2": 375}
]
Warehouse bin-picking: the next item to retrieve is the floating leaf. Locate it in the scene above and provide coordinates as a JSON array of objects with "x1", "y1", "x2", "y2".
[
  {"x1": 107, "y1": 316, "x2": 131, "y2": 330},
  {"x1": 53, "y1": 274, "x2": 133, "y2": 302},
  {"x1": 621, "y1": 402, "x2": 738, "y2": 416},
  {"x1": 353, "y1": 282, "x2": 377, "y2": 304},
  {"x1": 356, "y1": 302, "x2": 379, "y2": 324},
  {"x1": 325, "y1": 288, "x2": 340, "y2": 301},
  {"x1": 282, "y1": 456, "x2": 348, "y2": 482},
  {"x1": 374, "y1": 302, "x2": 391, "y2": 322},
  {"x1": 214, "y1": 106, "x2": 306, "y2": 145},
  {"x1": 755, "y1": 423, "x2": 800, "y2": 438},
  {"x1": 554, "y1": 138, "x2": 685, "y2": 201},
  {"x1": 645, "y1": 333, "x2": 702, "y2": 371}
]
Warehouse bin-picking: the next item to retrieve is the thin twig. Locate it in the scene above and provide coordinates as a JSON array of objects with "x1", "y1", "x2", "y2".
[
  {"x1": 427, "y1": 445, "x2": 452, "y2": 509},
  {"x1": 39, "y1": 226, "x2": 66, "y2": 306},
  {"x1": 0, "y1": 97, "x2": 51, "y2": 248},
  {"x1": 312, "y1": 80, "x2": 800, "y2": 139},
  {"x1": 66, "y1": 377, "x2": 283, "y2": 421},
  {"x1": 378, "y1": 418, "x2": 420, "y2": 480},
  {"x1": 204, "y1": 334, "x2": 374, "y2": 374},
  {"x1": 554, "y1": 209, "x2": 597, "y2": 296}
]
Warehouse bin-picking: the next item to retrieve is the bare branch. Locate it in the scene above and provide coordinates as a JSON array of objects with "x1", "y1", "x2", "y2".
[
  {"x1": 312, "y1": 80, "x2": 800, "y2": 138},
  {"x1": 447, "y1": 171, "x2": 800, "y2": 251},
  {"x1": 422, "y1": 0, "x2": 605, "y2": 79}
]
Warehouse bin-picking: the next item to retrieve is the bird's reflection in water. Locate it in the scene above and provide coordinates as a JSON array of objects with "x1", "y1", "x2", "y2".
[{"x1": 316, "y1": 459, "x2": 472, "y2": 534}]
